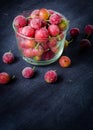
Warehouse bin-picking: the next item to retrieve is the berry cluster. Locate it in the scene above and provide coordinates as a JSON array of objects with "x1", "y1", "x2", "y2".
[
  {"x1": 1, "y1": 8, "x2": 93, "y2": 85},
  {"x1": 64, "y1": 24, "x2": 93, "y2": 49},
  {"x1": 0, "y1": 51, "x2": 57, "y2": 84},
  {"x1": 13, "y1": 8, "x2": 68, "y2": 61}
]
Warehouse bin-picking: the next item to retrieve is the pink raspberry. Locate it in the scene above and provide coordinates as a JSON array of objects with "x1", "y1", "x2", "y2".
[
  {"x1": 44, "y1": 70, "x2": 57, "y2": 83},
  {"x1": 2, "y1": 51, "x2": 15, "y2": 64},
  {"x1": 48, "y1": 24, "x2": 60, "y2": 36},
  {"x1": 13, "y1": 15, "x2": 27, "y2": 28},
  {"x1": 49, "y1": 13, "x2": 61, "y2": 24},
  {"x1": 22, "y1": 67, "x2": 35, "y2": 78},
  {"x1": 30, "y1": 18, "x2": 42, "y2": 29}
]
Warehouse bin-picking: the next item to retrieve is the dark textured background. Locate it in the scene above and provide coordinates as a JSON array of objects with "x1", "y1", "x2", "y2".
[{"x1": 0, "y1": 0, "x2": 93, "y2": 130}]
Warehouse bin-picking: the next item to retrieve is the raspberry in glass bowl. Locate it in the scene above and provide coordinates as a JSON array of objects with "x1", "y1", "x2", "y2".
[{"x1": 13, "y1": 8, "x2": 69, "y2": 65}]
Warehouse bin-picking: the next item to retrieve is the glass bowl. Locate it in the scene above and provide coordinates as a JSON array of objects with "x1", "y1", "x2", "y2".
[{"x1": 13, "y1": 9, "x2": 69, "y2": 65}]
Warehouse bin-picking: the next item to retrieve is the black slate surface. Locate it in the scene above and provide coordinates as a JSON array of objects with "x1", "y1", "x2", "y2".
[{"x1": 0, "y1": 0, "x2": 93, "y2": 130}]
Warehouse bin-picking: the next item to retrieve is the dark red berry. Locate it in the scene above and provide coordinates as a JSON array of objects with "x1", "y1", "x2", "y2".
[
  {"x1": 70, "y1": 27, "x2": 80, "y2": 38},
  {"x1": 84, "y1": 24, "x2": 93, "y2": 36},
  {"x1": 80, "y1": 39, "x2": 92, "y2": 50}
]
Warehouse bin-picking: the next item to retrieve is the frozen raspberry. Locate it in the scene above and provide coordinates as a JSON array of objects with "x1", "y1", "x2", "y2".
[
  {"x1": 44, "y1": 70, "x2": 57, "y2": 83},
  {"x1": 49, "y1": 13, "x2": 61, "y2": 24},
  {"x1": 35, "y1": 27, "x2": 49, "y2": 43},
  {"x1": 22, "y1": 67, "x2": 35, "y2": 78},
  {"x1": 2, "y1": 51, "x2": 15, "y2": 64},
  {"x1": 30, "y1": 18, "x2": 42, "y2": 29},
  {"x1": 13, "y1": 15, "x2": 27, "y2": 28},
  {"x1": 21, "y1": 26, "x2": 35, "y2": 37},
  {"x1": 0, "y1": 72, "x2": 11, "y2": 84},
  {"x1": 48, "y1": 24, "x2": 60, "y2": 36}
]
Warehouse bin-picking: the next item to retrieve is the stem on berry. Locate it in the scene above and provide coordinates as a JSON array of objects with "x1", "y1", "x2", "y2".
[
  {"x1": 35, "y1": 42, "x2": 40, "y2": 49},
  {"x1": 26, "y1": 16, "x2": 31, "y2": 19},
  {"x1": 11, "y1": 75, "x2": 15, "y2": 80},
  {"x1": 32, "y1": 66, "x2": 35, "y2": 70},
  {"x1": 86, "y1": 34, "x2": 90, "y2": 38},
  {"x1": 68, "y1": 38, "x2": 73, "y2": 44},
  {"x1": 9, "y1": 50, "x2": 12, "y2": 53}
]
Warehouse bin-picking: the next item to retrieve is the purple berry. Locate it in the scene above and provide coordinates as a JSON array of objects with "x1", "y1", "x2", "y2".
[
  {"x1": 80, "y1": 39, "x2": 92, "y2": 50},
  {"x1": 70, "y1": 27, "x2": 80, "y2": 38},
  {"x1": 84, "y1": 24, "x2": 93, "y2": 36}
]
